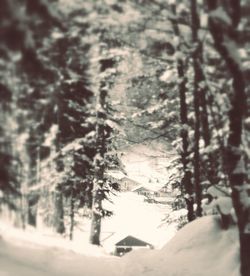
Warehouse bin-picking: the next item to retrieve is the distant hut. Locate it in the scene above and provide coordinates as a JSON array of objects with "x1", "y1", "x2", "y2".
[
  {"x1": 114, "y1": 235, "x2": 153, "y2": 256},
  {"x1": 106, "y1": 170, "x2": 141, "y2": 192},
  {"x1": 132, "y1": 185, "x2": 155, "y2": 197}
]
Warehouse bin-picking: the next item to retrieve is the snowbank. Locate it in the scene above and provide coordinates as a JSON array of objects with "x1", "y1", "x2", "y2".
[
  {"x1": 0, "y1": 216, "x2": 240, "y2": 276},
  {"x1": 0, "y1": 221, "x2": 107, "y2": 257},
  {"x1": 123, "y1": 215, "x2": 240, "y2": 276},
  {"x1": 0, "y1": 238, "x2": 121, "y2": 276}
]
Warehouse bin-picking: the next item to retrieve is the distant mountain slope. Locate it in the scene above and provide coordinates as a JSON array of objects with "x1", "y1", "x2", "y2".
[{"x1": 120, "y1": 142, "x2": 176, "y2": 189}]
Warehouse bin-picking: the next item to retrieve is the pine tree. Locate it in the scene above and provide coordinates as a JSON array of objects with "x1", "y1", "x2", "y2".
[
  {"x1": 0, "y1": 0, "x2": 60, "y2": 225},
  {"x1": 207, "y1": 1, "x2": 249, "y2": 275},
  {"x1": 90, "y1": 50, "x2": 121, "y2": 245},
  {"x1": 47, "y1": 13, "x2": 98, "y2": 235},
  {"x1": 169, "y1": 2, "x2": 195, "y2": 222}
]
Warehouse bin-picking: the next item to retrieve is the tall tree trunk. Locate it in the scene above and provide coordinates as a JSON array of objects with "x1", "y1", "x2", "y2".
[
  {"x1": 200, "y1": 91, "x2": 210, "y2": 147},
  {"x1": 191, "y1": 0, "x2": 202, "y2": 217},
  {"x1": 69, "y1": 192, "x2": 75, "y2": 240},
  {"x1": 170, "y1": 4, "x2": 194, "y2": 222},
  {"x1": 53, "y1": 191, "x2": 65, "y2": 234},
  {"x1": 197, "y1": 43, "x2": 217, "y2": 186},
  {"x1": 207, "y1": 1, "x2": 249, "y2": 275},
  {"x1": 53, "y1": 96, "x2": 65, "y2": 234},
  {"x1": 90, "y1": 87, "x2": 107, "y2": 245},
  {"x1": 200, "y1": 87, "x2": 217, "y2": 186},
  {"x1": 89, "y1": 187, "x2": 102, "y2": 245}
]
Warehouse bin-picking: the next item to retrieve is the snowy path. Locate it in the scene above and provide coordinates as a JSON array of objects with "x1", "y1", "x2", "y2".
[
  {"x1": 0, "y1": 216, "x2": 241, "y2": 276},
  {"x1": 0, "y1": 253, "x2": 48, "y2": 276},
  {"x1": 0, "y1": 237, "x2": 122, "y2": 276},
  {"x1": 0, "y1": 240, "x2": 51, "y2": 276}
]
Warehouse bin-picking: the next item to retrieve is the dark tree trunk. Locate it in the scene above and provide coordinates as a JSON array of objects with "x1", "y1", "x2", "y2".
[
  {"x1": 196, "y1": 40, "x2": 219, "y2": 187},
  {"x1": 90, "y1": 87, "x2": 107, "y2": 245},
  {"x1": 200, "y1": 88, "x2": 217, "y2": 186},
  {"x1": 53, "y1": 98, "x2": 65, "y2": 234},
  {"x1": 90, "y1": 203, "x2": 102, "y2": 245},
  {"x1": 191, "y1": 0, "x2": 202, "y2": 217},
  {"x1": 200, "y1": 90, "x2": 210, "y2": 147},
  {"x1": 69, "y1": 193, "x2": 75, "y2": 241},
  {"x1": 54, "y1": 191, "x2": 65, "y2": 234},
  {"x1": 207, "y1": 1, "x2": 249, "y2": 275},
  {"x1": 170, "y1": 4, "x2": 194, "y2": 222}
]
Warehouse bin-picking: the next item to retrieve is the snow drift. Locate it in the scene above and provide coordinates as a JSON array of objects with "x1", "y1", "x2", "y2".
[
  {"x1": 123, "y1": 215, "x2": 240, "y2": 276},
  {"x1": 0, "y1": 215, "x2": 240, "y2": 276}
]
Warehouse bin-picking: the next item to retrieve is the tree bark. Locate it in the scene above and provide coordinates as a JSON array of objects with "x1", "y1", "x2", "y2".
[
  {"x1": 53, "y1": 96, "x2": 65, "y2": 234},
  {"x1": 53, "y1": 191, "x2": 65, "y2": 234},
  {"x1": 170, "y1": 4, "x2": 195, "y2": 222},
  {"x1": 90, "y1": 87, "x2": 107, "y2": 245},
  {"x1": 69, "y1": 192, "x2": 75, "y2": 240},
  {"x1": 89, "y1": 192, "x2": 102, "y2": 245},
  {"x1": 200, "y1": 86, "x2": 217, "y2": 186},
  {"x1": 191, "y1": 0, "x2": 202, "y2": 217},
  {"x1": 207, "y1": 1, "x2": 249, "y2": 275}
]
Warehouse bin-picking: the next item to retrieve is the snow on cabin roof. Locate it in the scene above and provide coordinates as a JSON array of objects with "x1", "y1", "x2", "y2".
[
  {"x1": 119, "y1": 177, "x2": 141, "y2": 185},
  {"x1": 101, "y1": 232, "x2": 153, "y2": 252},
  {"x1": 132, "y1": 183, "x2": 168, "y2": 193},
  {"x1": 106, "y1": 170, "x2": 127, "y2": 180},
  {"x1": 106, "y1": 171, "x2": 142, "y2": 185},
  {"x1": 102, "y1": 228, "x2": 172, "y2": 253},
  {"x1": 107, "y1": 173, "x2": 168, "y2": 193},
  {"x1": 115, "y1": 235, "x2": 153, "y2": 248},
  {"x1": 131, "y1": 185, "x2": 152, "y2": 192}
]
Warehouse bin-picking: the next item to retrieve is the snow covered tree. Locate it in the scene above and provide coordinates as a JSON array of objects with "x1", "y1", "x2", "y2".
[
  {"x1": 207, "y1": 1, "x2": 249, "y2": 275},
  {"x1": 90, "y1": 47, "x2": 121, "y2": 245},
  {"x1": 168, "y1": 2, "x2": 195, "y2": 222},
  {"x1": 36, "y1": 4, "x2": 100, "y2": 236},
  {"x1": 190, "y1": 0, "x2": 203, "y2": 217},
  {"x1": 0, "y1": 0, "x2": 61, "y2": 225}
]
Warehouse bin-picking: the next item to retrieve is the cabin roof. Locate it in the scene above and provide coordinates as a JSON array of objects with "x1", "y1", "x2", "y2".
[
  {"x1": 131, "y1": 185, "x2": 152, "y2": 192},
  {"x1": 115, "y1": 235, "x2": 152, "y2": 247}
]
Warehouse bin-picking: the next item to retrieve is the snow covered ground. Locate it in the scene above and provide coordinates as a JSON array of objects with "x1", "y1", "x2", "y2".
[
  {"x1": 0, "y1": 236, "x2": 120, "y2": 276},
  {"x1": 38, "y1": 191, "x2": 176, "y2": 253},
  {"x1": 0, "y1": 215, "x2": 240, "y2": 276},
  {"x1": 0, "y1": 191, "x2": 176, "y2": 254},
  {"x1": 122, "y1": 215, "x2": 240, "y2": 276}
]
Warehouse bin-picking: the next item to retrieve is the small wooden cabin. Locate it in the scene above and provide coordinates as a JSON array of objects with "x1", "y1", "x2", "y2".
[
  {"x1": 114, "y1": 235, "x2": 153, "y2": 256},
  {"x1": 132, "y1": 185, "x2": 155, "y2": 197}
]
